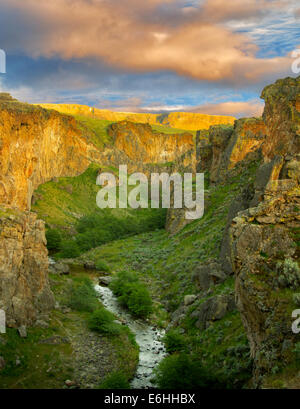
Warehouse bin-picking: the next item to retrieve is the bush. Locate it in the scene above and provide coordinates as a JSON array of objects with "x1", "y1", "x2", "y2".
[
  {"x1": 68, "y1": 278, "x2": 98, "y2": 312},
  {"x1": 74, "y1": 209, "x2": 166, "y2": 253},
  {"x1": 110, "y1": 272, "x2": 153, "y2": 318},
  {"x1": 277, "y1": 258, "x2": 300, "y2": 289},
  {"x1": 59, "y1": 240, "x2": 80, "y2": 258},
  {"x1": 46, "y1": 229, "x2": 62, "y2": 251},
  {"x1": 293, "y1": 342, "x2": 300, "y2": 363},
  {"x1": 88, "y1": 308, "x2": 122, "y2": 335},
  {"x1": 163, "y1": 330, "x2": 186, "y2": 353},
  {"x1": 95, "y1": 259, "x2": 111, "y2": 273},
  {"x1": 154, "y1": 353, "x2": 219, "y2": 389},
  {"x1": 99, "y1": 371, "x2": 130, "y2": 389}
]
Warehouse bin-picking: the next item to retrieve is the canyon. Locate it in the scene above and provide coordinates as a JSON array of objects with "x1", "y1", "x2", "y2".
[{"x1": 0, "y1": 75, "x2": 299, "y2": 388}]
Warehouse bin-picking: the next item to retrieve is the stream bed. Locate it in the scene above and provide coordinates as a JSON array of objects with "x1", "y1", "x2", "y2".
[{"x1": 94, "y1": 283, "x2": 166, "y2": 389}]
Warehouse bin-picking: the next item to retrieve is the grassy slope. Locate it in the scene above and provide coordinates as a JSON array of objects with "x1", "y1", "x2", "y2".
[
  {"x1": 0, "y1": 270, "x2": 138, "y2": 389},
  {"x1": 76, "y1": 160, "x2": 260, "y2": 387}
]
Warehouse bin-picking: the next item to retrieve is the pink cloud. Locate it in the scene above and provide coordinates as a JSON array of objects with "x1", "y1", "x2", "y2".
[
  {"x1": 0, "y1": 0, "x2": 295, "y2": 83},
  {"x1": 186, "y1": 100, "x2": 264, "y2": 118}
]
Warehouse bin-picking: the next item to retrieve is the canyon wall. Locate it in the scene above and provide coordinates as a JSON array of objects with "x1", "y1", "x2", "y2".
[
  {"x1": 38, "y1": 103, "x2": 235, "y2": 131},
  {"x1": 0, "y1": 97, "x2": 196, "y2": 328},
  {"x1": 193, "y1": 76, "x2": 300, "y2": 385}
]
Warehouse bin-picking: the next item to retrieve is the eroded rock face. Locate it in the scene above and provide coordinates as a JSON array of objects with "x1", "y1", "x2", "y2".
[
  {"x1": 231, "y1": 155, "x2": 300, "y2": 384},
  {"x1": 0, "y1": 207, "x2": 55, "y2": 327},
  {"x1": 108, "y1": 120, "x2": 194, "y2": 164},
  {"x1": 0, "y1": 101, "x2": 102, "y2": 211}
]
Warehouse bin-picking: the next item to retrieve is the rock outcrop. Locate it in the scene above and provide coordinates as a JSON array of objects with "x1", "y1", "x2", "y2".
[
  {"x1": 0, "y1": 100, "x2": 102, "y2": 211},
  {"x1": 0, "y1": 206, "x2": 54, "y2": 327},
  {"x1": 108, "y1": 120, "x2": 194, "y2": 164},
  {"x1": 0, "y1": 97, "x2": 197, "y2": 328},
  {"x1": 230, "y1": 76, "x2": 300, "y2": 385},
  {"x1": 38, "y1": 103, "x2": 236, "y2": 131}
]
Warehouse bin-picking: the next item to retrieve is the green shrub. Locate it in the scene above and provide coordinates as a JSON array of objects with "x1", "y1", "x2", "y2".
[
  {"x1": 277, "y1": 258, "x2": 300, "y2": 289},
  {"x1": 110, "y1": 272, "x2": 152, "y2": 318},
  {"x1": 46, "y1": 229, "x2": 62, "y2": 251},
  {"x1": 99, "y1": 371, "x2": 130, "y2": 389},
  {"x1": 95, "y1": 259, "x2": 111, "y2": 273},
  {"x1": 74, "y1": 209, "x2": 166, "y2": 253},
  {"x1": 125, "y1": 284, "x2": 153, "y2": 318},
  {"x1": 154, "y1": 353, "x2": 219, "y2": 389},
  {"x1": 293, "y1": 342, "x2": 300, "y2": 363},
  {"x1": 68, "y1": 279, "x2": 98, "y2": 312},
  {"x1": 110, "y1": 271, "x2": 139, "y2": 296},
  {"x1": 59, "y1": 240, "x2": 80, "y2": 258},
  {"x1": 163, "y1": 330, "x2": 186, "y2": 353},
  {"x1": 88, "y1": 308, "x2": 122, "y2": 335}
]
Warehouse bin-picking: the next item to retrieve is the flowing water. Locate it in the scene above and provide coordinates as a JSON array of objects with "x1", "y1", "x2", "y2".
[{"x1": 94, "y1": 284, "x2": 166, "y2": 389}]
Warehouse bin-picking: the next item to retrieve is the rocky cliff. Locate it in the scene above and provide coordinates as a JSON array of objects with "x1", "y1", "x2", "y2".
[
  {"x1": 38, "y1": 103, "x2": 236, "y2": 131},
  {"x1": 0, "y1": 206, "x2": 54, "y2": 327},
  {"x1": 0, "y1": 96, "x2": 196, "y2": 328},
  {"x1": 190, "y1": 76, "x2": 300, "y2": 386}
]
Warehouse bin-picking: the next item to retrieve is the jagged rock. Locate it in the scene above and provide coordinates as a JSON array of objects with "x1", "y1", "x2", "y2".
[
  {"x1": 0, "y1": 209, "x2": 54, "y2": 328},
  {"x1": 18, "y1": 325, "x2": 27, "y2": 338},
  {"x1": 191, "y1": 294, "x2": 236, "y2": 330},
  {"x1": 53, "y1": 263, "x2": 70, "y2": 275},
  {"x1": 192, "y1": 262, "x2": 226, "y2": 290},
  {"x1": 99, "y1": 276, "x2": 113, "y2": 286},
  {"x1": 184, "y1": 295, "x2": 197, "y2": 306},
  {"x1": 108, "y1": 121, "x2": 194, "y2": 165}
]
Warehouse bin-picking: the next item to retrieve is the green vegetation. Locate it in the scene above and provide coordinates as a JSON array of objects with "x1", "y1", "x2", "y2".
[
  {"x1": 46, "y1": 229, "x2": 62, "y2": 251},
  {"x1": 95, "y1": 259, "x2": 111, "y2": 273},
  {"x1": 67, "y1": 277, "x2": 99, "y2": 312},
  {"x1": 163, "y1": 330, "x2": 186, "y2": 354},
  {"x1": 99, "y1": 371, "x2": 130, "y2": 389},
  {"x1": 154, "y1": 353, "x2": 219, "y2": 389},
  {"x1": 32, "y1": 163, "x2": 167, "y2": 259},
  {"x1": 88, "y1": 308, "x2": 122, "y2": 336},
  {"x1": 110, "y1": 272, "x2": 153, "y2": 318},
  {"x1": 277, "y1": 258, "x2": 300, "y2": 289},
  {"x1": 73, "y1": 115, "x2": 113, "y2": 149}
]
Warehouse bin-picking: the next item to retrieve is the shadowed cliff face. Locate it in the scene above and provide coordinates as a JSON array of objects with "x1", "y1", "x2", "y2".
[
  {"x1": 0, "y1": 207, "x2": 55, "y2": 327},
  {"x1": 0, "y1": 101, "x2": 104, "y2": 211},
  {"x1": 229, "y1": 77, "x2": 300, "y2": 385}
]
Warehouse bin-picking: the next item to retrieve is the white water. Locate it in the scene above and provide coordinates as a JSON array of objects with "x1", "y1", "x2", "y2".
[{"x1": 95, "y1": 284, "x2": 166, "y2": 389}]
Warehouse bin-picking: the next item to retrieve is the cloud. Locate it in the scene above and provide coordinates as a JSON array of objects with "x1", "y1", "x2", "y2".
[
  {"x1": 97, "y1": 97, "x2": 144, "y2": 112},
  {"x1": 142, "y1": 99, "x2": 264, "y2": 118},
  {"x1": 0, "y1": 0, "x2": 295, "y2": 84}
]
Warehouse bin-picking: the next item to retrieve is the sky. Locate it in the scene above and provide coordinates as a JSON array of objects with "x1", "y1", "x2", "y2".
[{"x1": 0, "y1": 0, "x2": 299, "y2": 118}]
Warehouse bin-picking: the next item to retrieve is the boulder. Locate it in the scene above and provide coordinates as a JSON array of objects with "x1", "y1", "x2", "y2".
[
  {"x1": 18, "y1": 325, "x2": 27, "y2": 338},
  {"x1": 184, "y1": 295, "x2": 197, "y2": 306},
  {"x1": 99, "y1": 276, "x2": 113, "y2": 286},
  {"x1": 191, "y1": 295, "x2": 236, "y2": 330},
  {"x1": 54, "y1": 263, "x2": 70, "y2": 275}
]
